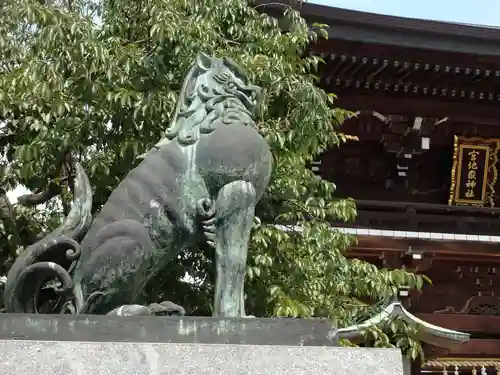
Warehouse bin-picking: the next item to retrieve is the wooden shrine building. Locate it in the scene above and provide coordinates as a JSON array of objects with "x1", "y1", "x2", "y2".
[{"x1": 257, "y1": 1, "x2": 500, "y2": 374}]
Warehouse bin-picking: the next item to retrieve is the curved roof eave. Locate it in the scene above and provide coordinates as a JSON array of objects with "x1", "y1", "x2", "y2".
[{"x1": 338, "y1": 301, "x2": 470, "y2": 349}]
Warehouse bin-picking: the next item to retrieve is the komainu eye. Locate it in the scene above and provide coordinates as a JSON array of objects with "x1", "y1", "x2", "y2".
[{"x1": 227, "y1": 82, "x2": 237, "y2": 90}]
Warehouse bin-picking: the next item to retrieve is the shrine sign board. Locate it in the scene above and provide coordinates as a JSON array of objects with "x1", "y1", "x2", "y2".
[{"x1": 449, "y1": 136, "x2": 500, "y2": 207}]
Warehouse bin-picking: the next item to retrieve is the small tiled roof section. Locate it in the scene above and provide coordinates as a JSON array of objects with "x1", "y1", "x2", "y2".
[
  {"x1": 333, "y1": 227, "x2": 500, "y2": 244},
  {"x1": 338, "y1": 299, "x2": 470, "y2": 349}
]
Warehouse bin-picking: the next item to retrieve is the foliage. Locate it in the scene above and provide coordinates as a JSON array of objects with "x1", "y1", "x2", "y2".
[
  {"x1": 0, "y1": 0, "x2": 426, "y2": 359},
  {"x1": 356, "y1": 317, "x2": 424, "y2": 362}
]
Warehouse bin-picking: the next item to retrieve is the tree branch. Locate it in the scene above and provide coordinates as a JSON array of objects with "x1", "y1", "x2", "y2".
[
  {"x1": 16, "y1": 181, "x2": 62, "y2": 206},
  {"x1": 15, "y1": 150, "x2": 75, "y2": 214}
]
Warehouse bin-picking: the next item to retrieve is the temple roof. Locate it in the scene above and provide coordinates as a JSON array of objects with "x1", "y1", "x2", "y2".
[
  {"x1": 256, "y1": 0, "x2": 500, "y2": 56},
  {"x1": 338, "y1": 299, "x2": 470, "y2": 349}
]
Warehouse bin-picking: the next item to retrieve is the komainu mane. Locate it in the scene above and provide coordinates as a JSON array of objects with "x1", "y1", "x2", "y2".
[{"x1": 4, "y1": 52, "x2": 273, "y2": 317}]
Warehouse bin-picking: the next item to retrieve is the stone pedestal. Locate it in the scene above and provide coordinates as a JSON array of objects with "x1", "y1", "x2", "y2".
[
  {"x1": 0, "y1": 314, "x2": 406, "y2": 375},
  {"x1": 0, "y1": 313, "x2": 336, "y2": 345}
]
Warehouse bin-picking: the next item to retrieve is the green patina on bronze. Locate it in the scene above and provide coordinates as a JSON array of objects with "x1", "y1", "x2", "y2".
[{"x1": 4, "y1": 52, "x2": 273, "y2": 317}]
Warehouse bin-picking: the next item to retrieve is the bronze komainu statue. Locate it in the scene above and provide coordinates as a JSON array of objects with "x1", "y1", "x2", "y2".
[{"x1": 4, "y1": 53, "x2": 272, "y2": 317}]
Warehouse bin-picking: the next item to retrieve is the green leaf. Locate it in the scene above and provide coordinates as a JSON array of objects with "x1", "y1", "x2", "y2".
[{"x1": 421, "y1": 274, "x2": 433, "y2": 285}]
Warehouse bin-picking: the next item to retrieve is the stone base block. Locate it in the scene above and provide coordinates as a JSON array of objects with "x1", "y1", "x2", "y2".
[
  {"x1": 0, "y1": 340, "x2": 405, "y2": 375},
  {"x1": 0, "y1": 314, "x2": 406, "y2": 374}
]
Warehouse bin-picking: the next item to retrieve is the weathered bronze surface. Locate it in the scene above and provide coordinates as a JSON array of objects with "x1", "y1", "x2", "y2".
[{"x1": 4, "y1": 53, "x2": 272, "y2": 317}]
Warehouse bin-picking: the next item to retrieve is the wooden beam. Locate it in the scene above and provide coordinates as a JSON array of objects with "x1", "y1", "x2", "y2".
[
  {"x1": 447, "y1": 339, "x2": 500, "y2": 356},
  {"x1": 332, "y1": 92, "x2": 500, "y2": 121},
  {"x1": 354, "y1": 199, "x2": 500, "y2": 215},
  {"x1": 314, "y1": 38, "x2": 500, "y2": 67},
  {"x1": 352, "y1": 235, "x2": 500, "y2": 260},
  {"x1": 416, "y1": 313, "x2": 500, "y2": 335}
]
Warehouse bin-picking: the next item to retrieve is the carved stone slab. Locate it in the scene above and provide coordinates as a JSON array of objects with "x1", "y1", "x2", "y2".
[
  {"x1": 0, "y1": 340, "x2": 406, "y2": 375},
  {"x1": 0, "y1": 314, "x2": 337, "y2": 345}
]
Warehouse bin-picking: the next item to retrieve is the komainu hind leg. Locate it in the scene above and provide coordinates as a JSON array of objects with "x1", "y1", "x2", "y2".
[
  {"x1": 213, "y1": 180, "x2": 256, "y2": 317},
  {"x1": 76, "y1": 218, "x2": 187, "y2": 315}
]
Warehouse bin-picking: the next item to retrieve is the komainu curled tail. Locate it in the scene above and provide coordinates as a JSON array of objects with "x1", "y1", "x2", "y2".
[{"x1": 3, "y1": 162, "x2": 93, "y2": 313}]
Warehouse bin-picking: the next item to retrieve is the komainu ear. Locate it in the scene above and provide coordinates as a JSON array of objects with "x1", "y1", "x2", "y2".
[{"x1": 196, "y1": 52, "x2": 213, "y2": 71}]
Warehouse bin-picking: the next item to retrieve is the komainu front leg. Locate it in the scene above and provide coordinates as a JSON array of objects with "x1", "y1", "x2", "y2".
[{"x1": 213, "y1": 180, "x2": 256, "y2": 317}]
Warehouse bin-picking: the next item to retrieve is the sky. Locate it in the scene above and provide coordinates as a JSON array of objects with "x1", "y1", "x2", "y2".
[{"x1": 311, "y1": 0, "x2": 500, "y2": 27}]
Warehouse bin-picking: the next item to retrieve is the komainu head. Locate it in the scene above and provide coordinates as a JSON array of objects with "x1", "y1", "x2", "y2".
[{"x1": 165, "y1": 52, "x2": 263, "y2": 145}]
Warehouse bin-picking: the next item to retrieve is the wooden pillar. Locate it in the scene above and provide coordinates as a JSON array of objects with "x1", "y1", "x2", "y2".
[
  {"x1": 411, "y1": 360, "x2": 422, "y2": 375},
  {"x1": 404, "y1": 358, "x2": 422, "y2": 375}
]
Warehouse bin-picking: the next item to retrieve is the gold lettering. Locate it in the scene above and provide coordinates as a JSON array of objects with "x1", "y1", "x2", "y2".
[
  {"x1": 463, "y1": 148, "x2": 483, "y2": 200},
  {"x1": 468, "y1": 150, "x2": 479, "y2": 161},
  {"x1": 465, "y1": 180, "x2": 476, "y2": 189},
  {"x1": 468, "y1": 161, "x2": 478, "y2": 170}
]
